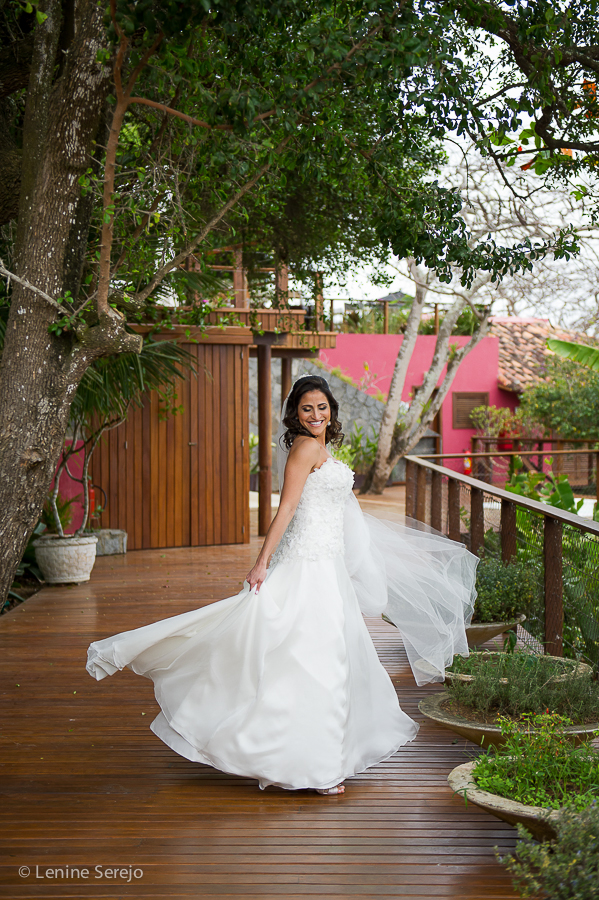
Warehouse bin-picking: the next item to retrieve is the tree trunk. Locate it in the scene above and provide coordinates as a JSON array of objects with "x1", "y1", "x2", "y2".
[
  {"x1": 361, "y1": 261, "x2": 430, "y2": 493},
  {"x1": 0, "y1": 0, "x2": 120, "y2": 601}
]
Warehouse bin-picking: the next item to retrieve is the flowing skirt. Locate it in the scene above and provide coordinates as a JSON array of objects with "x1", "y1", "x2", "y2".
[{"x1": 86, "y1": 555, "x2": 418, "y2": 790}]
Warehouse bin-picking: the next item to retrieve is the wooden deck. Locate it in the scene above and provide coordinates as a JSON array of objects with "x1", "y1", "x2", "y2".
[{"x1": 0, "y1": 508, "x2": 518, "y2": 898}]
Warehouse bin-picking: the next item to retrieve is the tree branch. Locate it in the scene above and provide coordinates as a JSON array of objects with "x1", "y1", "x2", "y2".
[
  {"x1": 0, "y1": 259, "x2": 70, "y2": 314},
  {"x1": 131, "y1": 137, "x2": 291, "y2": 305}
]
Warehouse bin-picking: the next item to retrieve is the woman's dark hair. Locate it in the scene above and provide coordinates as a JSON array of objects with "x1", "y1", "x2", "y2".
[{"x1": 281, "y1": 375, "x2": 344, "y2": 449}]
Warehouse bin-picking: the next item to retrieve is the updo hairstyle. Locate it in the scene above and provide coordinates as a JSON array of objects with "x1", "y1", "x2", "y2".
[{"x1": 281, "y1": 375, "x2": 344, "y2": 450}]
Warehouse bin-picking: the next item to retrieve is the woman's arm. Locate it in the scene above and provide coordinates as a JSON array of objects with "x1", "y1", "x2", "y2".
[{"x1": 246, "y1": 438, "x2": 321, "y2": 591}]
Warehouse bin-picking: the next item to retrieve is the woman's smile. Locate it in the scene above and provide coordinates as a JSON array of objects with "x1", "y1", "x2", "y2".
[{"x1": 297, "y1": 389, "x2": 330, "y2": 440}]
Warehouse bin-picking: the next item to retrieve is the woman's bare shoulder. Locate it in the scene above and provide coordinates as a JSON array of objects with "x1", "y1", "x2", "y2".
[{"x1": 287, "y1": 436, "x2": 321, "y2": 466}]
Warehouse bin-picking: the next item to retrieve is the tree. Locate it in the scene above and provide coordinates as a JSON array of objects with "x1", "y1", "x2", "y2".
[
  {"x1": 519, "y1": 354, "x2": 599, "y2": 440},
  {"x1": 1, "y1": 0, "x2": 596, "y2": 600}
]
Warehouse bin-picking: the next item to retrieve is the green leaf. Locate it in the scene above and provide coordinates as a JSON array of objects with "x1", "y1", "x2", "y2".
[{"x1": 547, "y1": 339, "x2": 599, "y2": 373}]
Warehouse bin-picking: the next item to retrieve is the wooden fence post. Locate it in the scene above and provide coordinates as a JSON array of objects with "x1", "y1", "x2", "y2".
[
  {"x1": 448, "y1": 478, "x2": 461, "y2": 542},
  {"x1": 501, "y1": 499, "x2": 517, "y2": 563},
  {"x1": 405, "y1": 459, "x2": 416, "y2": 519},
  {"x1": 257, "y1": 343, "x2": 272, "y2": 536},
  {"x1": 544, "y1": 516, "x2": 563, "y2": 657},
  {"x1": 281, "y1": 357, "x2": 292, "y2": 409},
  {"x1": 470, "y1": 487, "x2": 484, "y2": 557},
  {"x1": 416, "y1": 465, "x2": 427, "y2": 523},
  {"x1": 431, "y1": 469, "x2": 442, "y2": 532}
]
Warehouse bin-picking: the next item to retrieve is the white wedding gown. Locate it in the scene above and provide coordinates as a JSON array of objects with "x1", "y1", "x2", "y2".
[{"x1": 87, "y1": 458, "x2": 476, "y2": 791}]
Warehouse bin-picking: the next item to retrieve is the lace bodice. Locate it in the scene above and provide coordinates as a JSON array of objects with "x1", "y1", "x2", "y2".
[{"x1": 271, "y1": 458, "x2": 354, "y2": 566}]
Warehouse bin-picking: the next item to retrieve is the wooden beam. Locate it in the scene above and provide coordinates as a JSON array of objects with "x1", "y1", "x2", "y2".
[
  {"x1": 383, "y1": 300, "x2": 389, "y2": 334},
  {"x1": 405, "y1": 459, "x2": 416, "y2": 518},
  {"x1": 233, "y1": 248, "x2": 248, "y2": 308},
  {"x1": 257, "y1": 344, "x2": 272, "y2": 536},
  {"x1": 470, "y1": 487, "x2": 484, "y2": 557},
  {"x1": 416, "y1": 465, "x2": 427, "y2": 523},
  {"x1": 431, "y1": 469, "x2": 442, "y2": 531},
  {"x1": 544, "y1": 516, "x2": 563, "y2": 657},
  {"x1": 448, "y1": 478, "x2": 460, "y2": 542},
  {"x1": 281, "y1": 358, "x2": 292, "y2": 409},
  {"x1": 500, "y1": 499, "x2": 517, "y2": 563},
  {"x1": 314, "y1": 272, "x2": 324, "y2": 332}
]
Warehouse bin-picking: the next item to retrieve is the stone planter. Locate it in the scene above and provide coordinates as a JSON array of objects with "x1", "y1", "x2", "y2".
[
  {"x1": 418, "y1": 691, "x2": 599, "y2": 749},
  {"x1": 445, "y1": 651, "x2": 593, "y2": 687},
  {"x1": 33, "y1": 534, "x2": 98, "y2": 584},
  {"x1": 448, "y1": 761, "x2": 560, "y2": 841},
  {"x1": 95, "y1": 529, "x2": 127, "y2": 557},
  {"x1": 466, "y1": 614, "x2": 527, "y2": 647}
]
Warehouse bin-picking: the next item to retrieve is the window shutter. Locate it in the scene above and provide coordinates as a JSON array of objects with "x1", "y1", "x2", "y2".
[{"x1": 452, "y1": 393, "x2": 489, "y2": 429}]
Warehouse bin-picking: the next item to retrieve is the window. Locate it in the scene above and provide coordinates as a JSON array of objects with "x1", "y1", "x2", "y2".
[{"x1": 452, "y1": 392, "x2": 489, "y2": 429}]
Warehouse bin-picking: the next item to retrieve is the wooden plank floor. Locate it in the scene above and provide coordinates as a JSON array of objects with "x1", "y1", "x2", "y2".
[{"x1": 0, "y1": 522, "x2": 518, "y2": 898}]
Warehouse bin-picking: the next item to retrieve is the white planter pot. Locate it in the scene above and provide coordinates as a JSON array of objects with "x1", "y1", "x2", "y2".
[
  {"x1": 33, "y1": 534, "x2": 98, "y2": 584},
  {"x1": 448, "y1": 760, "x2": 560, "y2": 841}
]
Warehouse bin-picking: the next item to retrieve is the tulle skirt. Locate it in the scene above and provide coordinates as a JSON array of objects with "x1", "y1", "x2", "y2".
[{"x1": 87, "y1": 555, "x2": 419, "y2": 791}]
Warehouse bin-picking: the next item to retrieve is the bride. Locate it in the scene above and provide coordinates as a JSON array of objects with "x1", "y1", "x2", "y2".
[{"x1": 87, "y1": 375, "x2": 477, "y2": 795}]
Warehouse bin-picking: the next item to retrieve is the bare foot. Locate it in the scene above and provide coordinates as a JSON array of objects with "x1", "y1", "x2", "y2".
[{"x1": 316, "y1": 783, "x2": 345, "y2": 795}]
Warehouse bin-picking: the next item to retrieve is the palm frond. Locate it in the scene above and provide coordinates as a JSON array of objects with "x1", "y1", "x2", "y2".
[
  {"x1": 547, "y1": 338, "x2": 599, "y2": 372},
  {"x1": 72, "y1": 336, "x2": 196, "y2": 426}
]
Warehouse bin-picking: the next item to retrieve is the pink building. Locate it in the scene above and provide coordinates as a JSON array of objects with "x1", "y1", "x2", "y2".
[{"x1": 320, "y1": 333, "x2": 515, "y2": 472}]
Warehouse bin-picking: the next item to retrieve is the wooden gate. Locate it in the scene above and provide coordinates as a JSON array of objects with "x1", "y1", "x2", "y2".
[{"x1": 90, "y1": 328, "x2": 251, "y2": 549}]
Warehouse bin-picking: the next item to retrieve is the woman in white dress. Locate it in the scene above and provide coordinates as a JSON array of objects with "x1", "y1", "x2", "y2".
[{"x1": 87, "y1": 375, "x2": 477, "y2": 795}]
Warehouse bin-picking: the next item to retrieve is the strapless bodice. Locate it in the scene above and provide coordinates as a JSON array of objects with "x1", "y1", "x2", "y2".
[{"x1": 271, "y1": 458, "x2": 354, "y2": 566}]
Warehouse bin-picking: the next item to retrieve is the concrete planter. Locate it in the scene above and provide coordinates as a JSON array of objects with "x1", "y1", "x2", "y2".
[
  {"x1": 448, "y1": 761, "x2": 560, "y2": 841},
  {"x1": 466, "y1": 614, "x2": 527, "y2": 647},
  {"x1": 33, "y1": 534, "x2": 98, "y2": 584},
  {"x1": 445, "y1": 651, "x2": 593, "y2": 687},
  {"x1": 95, "y1": 529, "x2": 127, "y2": 557},
  {"x1": 418, "y1": 691, "x2": 599, "y2": 749}
]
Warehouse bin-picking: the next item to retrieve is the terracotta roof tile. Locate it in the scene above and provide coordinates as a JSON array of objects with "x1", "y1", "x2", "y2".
[{"x1": 489, "y1": 317, "x2": 596, "y2": 394}]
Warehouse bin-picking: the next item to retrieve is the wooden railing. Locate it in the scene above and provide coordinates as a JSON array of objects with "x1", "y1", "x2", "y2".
[
  {"x1": 405, "y1": 455, "x2": 599, "y2": 661},
  {"x1": 417, "y1": 448, "x2": 599, "y2": 504}
]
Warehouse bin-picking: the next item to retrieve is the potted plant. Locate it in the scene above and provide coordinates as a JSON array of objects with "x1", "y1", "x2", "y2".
[
  {"x1": 466, "y1": 555, "x2": 536, "y2": 647},
  {"x1": 34, "y1": 336, "x2": 194, "y2": 584},
  {"x1": 445, "y1": 650, "x2": 592, "y2": 687},
  {"x1": 499, "y1": 801, "x2": 599, "y2": 898},
  {"x1": 448, "y1": 712, "x2": 599, "y2": 841},
  {"x1": 419, "y1": 649, "x2": 599, "y2": 748}
]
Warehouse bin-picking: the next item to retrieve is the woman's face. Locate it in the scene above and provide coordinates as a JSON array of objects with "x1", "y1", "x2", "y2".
[{"x1": 297, "y1": 389, "x2": 330, "y2": 440}]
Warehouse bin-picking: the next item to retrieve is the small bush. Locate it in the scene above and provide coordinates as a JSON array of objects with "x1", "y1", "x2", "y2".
[
  {"x1": 473, "y1": 713, "x2": 599, "y2": 811},
  {"x1": 447, "y1": 652, "x2": 599, "y2": 721},
  {"x1": 473, "y1": 556, "x2": 538, "y2": 624},
  {"x1": 500, "y1": 803, "x2": 599, "y2": 900}
]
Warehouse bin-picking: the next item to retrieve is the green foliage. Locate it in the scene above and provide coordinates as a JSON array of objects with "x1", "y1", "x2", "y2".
[
  {"x1": 347, "y1": 425, "x2": 380, "y2": 474},
  {"x1": 548, "y1": 338, "x2": 599, "y2": 373},
  {"x1": 331, "y1": 443, "x2": 357, "y2": 468},
  {"x1": 40, "y1": 492, "x2": 79, "y2": 535},
  {"x1": 473, "y1": 556, "x2": 538, "y2": 624},
  {"x1": 469, "y1": 405, "x2": 544, "y2": 441},
  {"x1": 473, "y1": 713, "x2": 599, "y2": 811},
  {"x1": 505, "y1": 460, "x2": 584, "y2": 515},
  {"x1": 519, "y1": 357, "x2": 599, "y2": 441},
  {"x1": 500, "y1": 803, "x2": 599, "y2": 900},
  {"x1": 446, "y1": 652, "x2": 599, "y2": 721}
]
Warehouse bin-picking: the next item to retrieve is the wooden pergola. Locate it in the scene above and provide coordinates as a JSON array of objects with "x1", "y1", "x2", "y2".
[{"x1": 203, "y1": 248, "x2": 338, "y2": 535}]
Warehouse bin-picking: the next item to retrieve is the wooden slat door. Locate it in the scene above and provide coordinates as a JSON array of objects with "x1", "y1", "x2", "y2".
[{"x1": 90, "y1": 333, "x2": 250, "y2": 549}]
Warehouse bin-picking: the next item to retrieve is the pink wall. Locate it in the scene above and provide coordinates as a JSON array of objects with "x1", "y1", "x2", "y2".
[
  {"x1": 320, "y1": 334, "x2": 518, "y2": 472},
  {"x1": 51, "y1": 441, "x2": 86, "y2": 534}
]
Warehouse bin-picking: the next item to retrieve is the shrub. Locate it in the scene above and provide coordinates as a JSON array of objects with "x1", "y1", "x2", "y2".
[
  {"x1": 473, "y1": 713, "x2": 599, "y2": 811},
  {"x1": 446, "y1": 652, "x2": 599, "y2": 721},
  {"x1": 500, "y1": 803, "x2": 599, "y2": 900},
  {"x1": 473, "y1": 556, "x2": 538, "y2": 624}
]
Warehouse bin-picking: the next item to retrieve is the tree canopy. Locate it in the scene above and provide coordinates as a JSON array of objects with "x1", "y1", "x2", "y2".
[{"x1": 1, "y1": 0, "x2": 598, "y2": 593}]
